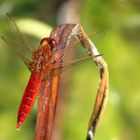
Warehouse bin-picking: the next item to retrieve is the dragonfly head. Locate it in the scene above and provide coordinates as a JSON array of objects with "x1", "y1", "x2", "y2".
[{"x1": 40, "y1": 38, "x2": 57, "y2": 50}]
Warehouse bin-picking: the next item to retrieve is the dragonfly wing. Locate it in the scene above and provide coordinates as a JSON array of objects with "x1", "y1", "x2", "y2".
[
  {"x1": 1, "y1": 13, "x2": 35, "y2": 70},
  {"x1": 35, "y1": 75, "x2": 60, "y2": 140}
]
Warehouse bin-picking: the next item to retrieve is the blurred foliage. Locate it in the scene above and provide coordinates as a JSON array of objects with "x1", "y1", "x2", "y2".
[{"x1": 0, "y1": 0, "x2": 140, "y2": 140}]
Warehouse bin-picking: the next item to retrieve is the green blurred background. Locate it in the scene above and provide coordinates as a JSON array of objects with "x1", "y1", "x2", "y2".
[{"x1": 0, "y1": 0, "x2": 140, "y2": 140}]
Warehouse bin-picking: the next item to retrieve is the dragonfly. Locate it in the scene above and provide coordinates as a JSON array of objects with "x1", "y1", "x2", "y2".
[{"x1": 1, "y1": 13, "x2": 109, "y2": 140}]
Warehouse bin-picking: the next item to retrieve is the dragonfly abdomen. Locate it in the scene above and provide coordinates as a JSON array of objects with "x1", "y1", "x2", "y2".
[{"x1": 17, "y1": 71, "x2": 41, "y2": 130}]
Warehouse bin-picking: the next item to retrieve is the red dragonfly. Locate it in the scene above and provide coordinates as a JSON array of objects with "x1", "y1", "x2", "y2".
[
  {"x1": 1, "y1": 14, "x2": 89, "y2": 139},
  {"x1": 2, "y1": 14, "x2": 109, "y2": 140}
]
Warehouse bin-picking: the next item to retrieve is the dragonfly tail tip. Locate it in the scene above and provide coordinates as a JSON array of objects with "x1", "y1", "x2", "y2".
[
  {"x1": 16, "y1": 121, "x2": 22, "y2": 131},
  {"x1": 16, "y1": 128, "x2": 20, "y2": 131}
]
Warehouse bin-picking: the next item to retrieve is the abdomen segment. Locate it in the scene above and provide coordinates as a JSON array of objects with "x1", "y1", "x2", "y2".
[{"x1": 17, "y1": 71, "x2": 41, "y2": 130}]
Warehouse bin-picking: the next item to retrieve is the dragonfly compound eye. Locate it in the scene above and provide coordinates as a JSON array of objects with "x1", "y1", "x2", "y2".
[
  {"x1": 40, "y1": 38, "x2": 50, "y2": 46},
  {"x1": 50, "y1": 39, "x2": 57, "y2": 48},
  {"x1": 40, "y1": 38, "x2": 57, "y2": 51}
]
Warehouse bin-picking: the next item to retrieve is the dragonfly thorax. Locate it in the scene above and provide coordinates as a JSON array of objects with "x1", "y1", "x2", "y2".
[{"x1": 31, "y1": 38, "x2": 57, "y2": 73}]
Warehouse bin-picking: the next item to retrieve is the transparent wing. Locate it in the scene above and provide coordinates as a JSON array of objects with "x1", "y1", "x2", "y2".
[
  {"x1": 42, "y1": 55, "x2": 103, "y2": 82},
  {"x1": 59, "y1": 32, "x2": 101, "y2": 69},
  {"x1": 1, "y1": 13, "x2": 35, "y2": 70},
  {"x1": 68, "y1": 29, "x2": 104, "y2": 47},
  {"x1": 42, "y1": 30, "x2": 102, "y2": 81}
]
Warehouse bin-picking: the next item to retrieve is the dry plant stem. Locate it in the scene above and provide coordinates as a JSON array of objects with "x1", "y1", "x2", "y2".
[
  {"x1": 35, "y1": 24, "x2": 109, "y2": 140},
  {"x1": 75, "y1": 25, "x2": 109, "y2": 140},
  {"x1": 35, "y1": 24, "x2": 77, "y2": 140}
]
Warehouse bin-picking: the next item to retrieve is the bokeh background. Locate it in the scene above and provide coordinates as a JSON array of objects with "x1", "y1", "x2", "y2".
[{"x1": 0, "y1": 0, "x2": 140, "y2": 140}]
